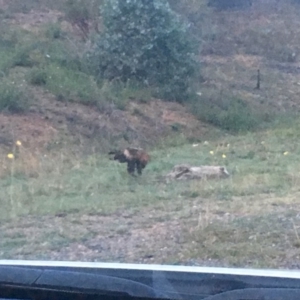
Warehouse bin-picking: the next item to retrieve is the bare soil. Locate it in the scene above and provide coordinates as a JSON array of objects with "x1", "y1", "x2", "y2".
[{"x1": 2, "y1": 196, "x2": 300, "y2": 269}]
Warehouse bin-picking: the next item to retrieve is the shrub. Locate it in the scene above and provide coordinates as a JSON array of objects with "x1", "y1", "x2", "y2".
[
  {"x1": 190, "y1": 91, "x2": 265, "y2": 133},
  {"x1": 0, "y1": 31, "x2": 37, "y2": 72},
  {"x1": 0, "y1": 80, "x2": 31, "y2": 113},
  {"x1": 45, "y1": 23, "x2": 62, "y2": 40},
  {"x1": 28, "y1": 67, "x2": 48, "y2": 86},
  {"x1": 4, "y1": 41, "x2": 43, "y2": 70},
  {"x1": 87, "y1": 0, "x2": 200, "y2": 101},
  {"x1": 64, "y1": 0, "x2": 90, "y2": 39},
  {"x1": 96, "y1": 79, "x2": 153, "y2": 110},
  {"x1": 37, "y1": 64, "x2": 102, "y2": 106},
  {"x1": 63, "y1": 0, "x2": 103, "y2": 39}
]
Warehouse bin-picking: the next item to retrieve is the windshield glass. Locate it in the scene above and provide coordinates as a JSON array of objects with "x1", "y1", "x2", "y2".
[{"x1": 0, "y1": 0, "x2": 299, "y2": 270}]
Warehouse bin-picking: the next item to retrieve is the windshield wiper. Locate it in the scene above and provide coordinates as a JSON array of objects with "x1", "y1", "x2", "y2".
[{"x1": 1, "y1": 261, "x2": 300, "y2": 300}]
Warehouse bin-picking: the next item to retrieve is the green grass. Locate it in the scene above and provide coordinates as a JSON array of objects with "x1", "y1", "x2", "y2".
[
  {"x1": 36, "y1": 64, "x2": 102, "y2": 105},
  {"x1": 1, "y1": 116, "x2": 300, "y2": 220},
  {"x1": 0, "y1": 20, "x2": 157, "y2": 111},
  {"x1": 1, "y1": 118, "x2": 300, "y2": 266}
]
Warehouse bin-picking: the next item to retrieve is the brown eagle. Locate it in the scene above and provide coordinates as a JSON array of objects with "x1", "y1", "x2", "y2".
[{"x1": 108, "y1": 147, "x2": 150, "y2": 176}]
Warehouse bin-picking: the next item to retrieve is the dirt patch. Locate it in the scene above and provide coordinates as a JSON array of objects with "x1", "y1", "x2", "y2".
[
  {"x1": 57, "y1": 220, "x2": 183, "y2": 263},
  {"x1": 4, "y1": 85, "x2": 209, "y2": 155},
  {"x1": 0, "y1": 113, "x2": 57, "y2": 152},
  {"x1": 6, "y1": 9, "x2": 63, "y2": 33},
  {"x1": 0, "y1": 211, "x2": 184, "y2": 263},
  {"x1": 2, "y1": 199, "x2": 300, "y2": 268}
]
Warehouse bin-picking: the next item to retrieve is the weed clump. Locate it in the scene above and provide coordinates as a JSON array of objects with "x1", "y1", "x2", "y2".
[
  {"x1": 0, "y1": 80, "x2": 31, "y2": 113},
  {"x1": 28, "y1": 68, "x2": 48, "y2": 86}
]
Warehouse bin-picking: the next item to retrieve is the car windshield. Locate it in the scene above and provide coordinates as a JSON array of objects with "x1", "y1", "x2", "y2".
[{"x1": 0, "y1": 0, "x2": 299, "y2": 271}]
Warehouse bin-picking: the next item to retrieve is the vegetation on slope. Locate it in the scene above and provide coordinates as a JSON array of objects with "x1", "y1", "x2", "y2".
[
  {"x1": 1, "y1": 0, "x2": 300, "y2": 268},
  {"x1": 1, "y1": 117, "x2": 300, "y2": 268}
]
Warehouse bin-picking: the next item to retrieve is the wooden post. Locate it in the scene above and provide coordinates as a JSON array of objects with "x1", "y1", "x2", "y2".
[{"x1": 255, "y1": 69, "x2": 260, "y2": 90}]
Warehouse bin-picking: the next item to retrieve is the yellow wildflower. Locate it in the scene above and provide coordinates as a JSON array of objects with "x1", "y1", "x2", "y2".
[
  {"x1": 283, "y1": 151, "x2": 289, "y2": 155},
  {"x1": 222, "y1": 154, "x2": 226, "y2": 158},
  {"x1": 16, "y1": 140, "x2": 22, "y2": 146},
  {"x1": 209, "y1": 151, "x2": 214, "y2": 155},
  {"x1": 7, "y1": 153, "x2": 14, "y2": 159}
]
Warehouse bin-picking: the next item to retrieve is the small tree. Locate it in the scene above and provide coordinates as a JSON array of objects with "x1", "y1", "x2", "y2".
[
  {"x1": 64, "y1": 0, "x2": 103, "y2": 40},
  {"x1": 87, "y1": 0, "x2": 200, "y2": 101}
]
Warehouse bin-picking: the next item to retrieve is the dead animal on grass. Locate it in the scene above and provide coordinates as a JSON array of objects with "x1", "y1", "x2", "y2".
[
  {"x1": 166, "y1": 164, "x2": 230, "y2": 181},
  {"x1": 108, "y1": 147, "x2": 150, "y2": 176}
]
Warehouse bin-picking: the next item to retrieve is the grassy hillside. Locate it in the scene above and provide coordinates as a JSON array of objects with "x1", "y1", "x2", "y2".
[
  {"x1": 2, "y1": 118, "x2": 300, "y2": 267},
  {"x1": 1, "y1": 0, "x2": 300, "y2": 268}
]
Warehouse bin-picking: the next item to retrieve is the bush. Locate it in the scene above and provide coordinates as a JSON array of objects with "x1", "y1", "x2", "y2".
[
  {"x1": 28, "y1": 67, "x2": 48, "y2": 86},
  {"x1": 0, "y1": 30, "x2": 37, "y2": 72},
  {"x1": 45, "y1": 23, "x2": 63, "y2": 40},
  {"x1": 0, "y1": 80, "x2": 31, "y2": 113},
  {"x1": 207, "y1": 0, "x2": 252, "y2": 10},
  {"x1": 63, "y1": 0, "x2": 103, "y2": 39},
  {"x1": 190, "y1": 91, "x2": 266, "y2": 133},
  {"x1": 10, "y1": 41, "x2": 40, "y2": 70},
  {"x1": 36, "y1": 64, "x2": 102, "y2": 105},
  {"x1": 87, "y1": 0, "x2": 200, "y2": 101}
]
